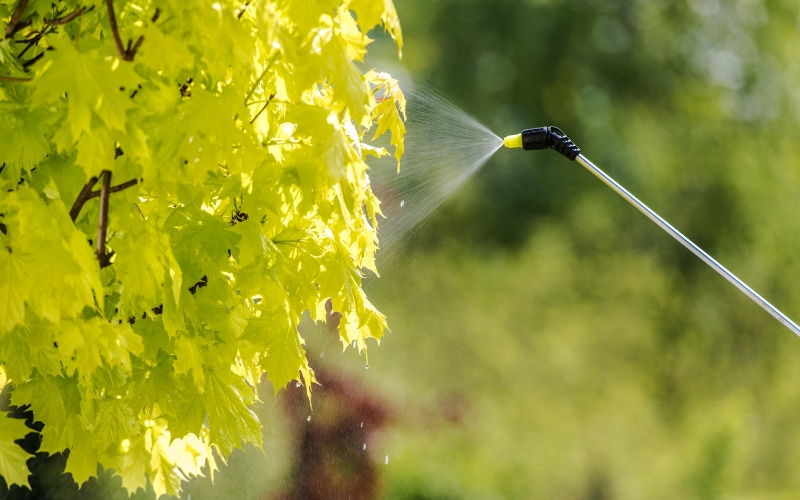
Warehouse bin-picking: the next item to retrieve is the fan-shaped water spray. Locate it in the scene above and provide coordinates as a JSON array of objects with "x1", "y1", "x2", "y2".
[{"x1": 367, "y1": 72, "x2": 503, "y2": 270}]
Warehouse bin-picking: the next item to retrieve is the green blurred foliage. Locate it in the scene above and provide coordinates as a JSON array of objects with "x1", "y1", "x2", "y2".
[{"x1": 361, "y1": 0, "x2": 800, "y2": 498}]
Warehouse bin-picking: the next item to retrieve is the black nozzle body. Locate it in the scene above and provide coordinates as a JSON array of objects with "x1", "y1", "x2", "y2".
[{"x1": 521, "y1": 127, "x2": 581, "y2": 161}]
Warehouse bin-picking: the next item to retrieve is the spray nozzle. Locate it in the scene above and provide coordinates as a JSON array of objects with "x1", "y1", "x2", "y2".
[{"x1": 503, "y1": 126, "x2": 581, "y2": 161}]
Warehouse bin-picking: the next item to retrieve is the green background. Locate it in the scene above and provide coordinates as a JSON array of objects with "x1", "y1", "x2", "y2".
[{"x1": 352, "y1": 0, "x2": 800, "y2": 497}]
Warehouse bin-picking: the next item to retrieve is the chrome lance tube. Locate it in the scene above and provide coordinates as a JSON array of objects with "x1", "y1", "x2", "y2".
[
  {"x1": 575, "y1": 153, "x2": 800, "y2": 338},
  {"x1": 503, "y1": 127, "x2": 800, "y2": 338}
]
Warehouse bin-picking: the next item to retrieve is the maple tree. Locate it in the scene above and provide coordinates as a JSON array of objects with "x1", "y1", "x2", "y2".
[{"x1": 0, "y1": 0, "x2": 405, "y2": 495}]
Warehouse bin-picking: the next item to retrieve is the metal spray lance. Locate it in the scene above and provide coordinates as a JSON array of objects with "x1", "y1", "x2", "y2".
[{"x1": 503, "y1": 127, "x2": 800, "y2": 338}]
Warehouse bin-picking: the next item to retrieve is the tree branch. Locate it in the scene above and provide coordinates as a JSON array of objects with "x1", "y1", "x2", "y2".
[
  {"x1": 45, "y1": 6, "x2": 85, "y2": 25},
  {"x1": 105, "y1": 0, "x2": 129, "y2": 60},
  {"x1": 105, "y1": 0, "x2": 152, "y2": 61},
  {"x1": 70, "y1": 176, "x2": 99, "y2": 221},
  {"x1": 4, "y1": 0, "x2": 30, "y2": 39},
  {"x1": 86, "y1": 178, "x2": 138, "y2": 199},
  {"x1": 96, "y1": 170, "x2": 112, "y2": 267}
]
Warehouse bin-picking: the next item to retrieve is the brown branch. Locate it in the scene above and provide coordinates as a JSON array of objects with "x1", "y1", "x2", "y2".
[
  {"x1": 151, "y1": 8, "x2": 160, "y2": 23},
  {"x1": 4, "y1": 0, "x2": 30, "y2": 39},
  {"x1": 105, "y1": 0, "x2": 130, "y2": 60},
  {"x1": 250, "y1": 93, "x2": 275, "y2": 124},
  {"x1": 96, "y1": 170, "x2": 112, "y2": 267},
  {"x1": 70, "y1": 176, "x2": 99, "y2": 221},
  {"x1": 0, "y1": 75, "x2": 31, "y2": 82},
  {"x1": 45, "y1": 6, "x2": 85, "y2": 25},
  {"x1": 86, "y1": 178, "x2": 138, "y2": 199},
  {"x1": 105, "y1": 0, "x2": 152, "y2": 61}
]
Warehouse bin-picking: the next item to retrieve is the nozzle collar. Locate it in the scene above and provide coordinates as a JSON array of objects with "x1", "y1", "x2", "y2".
[{"x1": 521, "y1": 126, "x2": 581, "y2": 161}]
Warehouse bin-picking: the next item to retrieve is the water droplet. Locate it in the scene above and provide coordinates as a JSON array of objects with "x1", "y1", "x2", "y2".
[
  {"x1": 362, "y1": 443, "x2": 366, "y2": 451},
  {"x1": 385, "y1": 455, "x2": 389, "y2": 465},
  {"x1": 307, "y1": 416, "x2": 311, "y2": 421},
  {"x1": 319, "y1": 350, "x2": 325, "y2": 359},
  {"x1": 365, "y1": 364, "x2": 369, "y2": 370},
  {"x1": 352, "y1": 340, "x2": 357, "y2": 348},
  {"x1": 295, "y1": 381, "x2": 301, "y2": 388},
  {"x1": 400, "y1": 200, "x2": 405, "y2": 208},
  {"x1": 360, "y1": 422, "x2": 363, "y2": 428}
]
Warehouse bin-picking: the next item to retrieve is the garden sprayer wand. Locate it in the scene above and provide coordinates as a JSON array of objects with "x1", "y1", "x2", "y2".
[{"x1": 503, "y1": 127, "x2": 800, "y2": 338}]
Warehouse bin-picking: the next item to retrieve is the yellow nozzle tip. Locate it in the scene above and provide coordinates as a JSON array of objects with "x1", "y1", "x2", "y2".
[{"x1": 503, "y1": 133, "x2": 522, "y2": 149}]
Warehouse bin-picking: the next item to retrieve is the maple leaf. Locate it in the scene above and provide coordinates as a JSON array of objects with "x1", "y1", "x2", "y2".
[
  {"x1": 0, "y1": 412, "x2": 34, "y2": 488},
  {"x1": 202, "y1": 366, "x2": 261, "y2": 456}
]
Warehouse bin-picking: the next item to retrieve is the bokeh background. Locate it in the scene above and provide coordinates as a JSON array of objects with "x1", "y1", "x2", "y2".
[{"x1": 7, "y1": 0, "x2": 800, "y2": 498}]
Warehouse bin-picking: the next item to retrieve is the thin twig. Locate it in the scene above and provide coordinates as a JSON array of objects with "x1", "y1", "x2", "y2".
[
  {"x1": 77, "y1": 8, "x2": 83, "y2": 49},
  {"x1": 151, "y1": 8, "x2": 160, "y2": 23},
  {"x1": 70, "y1": 176, "x2": 99, "y2": 221},
  {"x1": 86, "y1": 178, "x2": 138, "y2": 199},
  {"x1": 96, "y1": 170, "x2": 112, "y2": 266},
  {"x1": 4, "y1": 0, "x2": 30, "y2": 39},
  {"x1": 45, "y1": 6, "x2": 85, "y2": 25},
  {"x1": 250, "y1": 93, "x2": 275, "y2": 124},
  {"x1": 0, "y1": 75, "x2": 32, "y2": 82}
]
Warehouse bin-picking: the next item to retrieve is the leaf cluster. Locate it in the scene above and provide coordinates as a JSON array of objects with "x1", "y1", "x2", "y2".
[{"x1": 0, "y1": 0, "x2": 405, "y2": 495}]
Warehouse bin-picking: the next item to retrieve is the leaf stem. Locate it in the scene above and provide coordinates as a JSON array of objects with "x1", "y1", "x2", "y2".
[
  {"x1": 96, "y1": 170, "x2": 112, "y2": 267},
  {"x1": 4, "y1": 0, "x2": 30, "y2": 39},
  {"x1": 77, "y1": 8, "x2": 83, "y2": 49}
]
